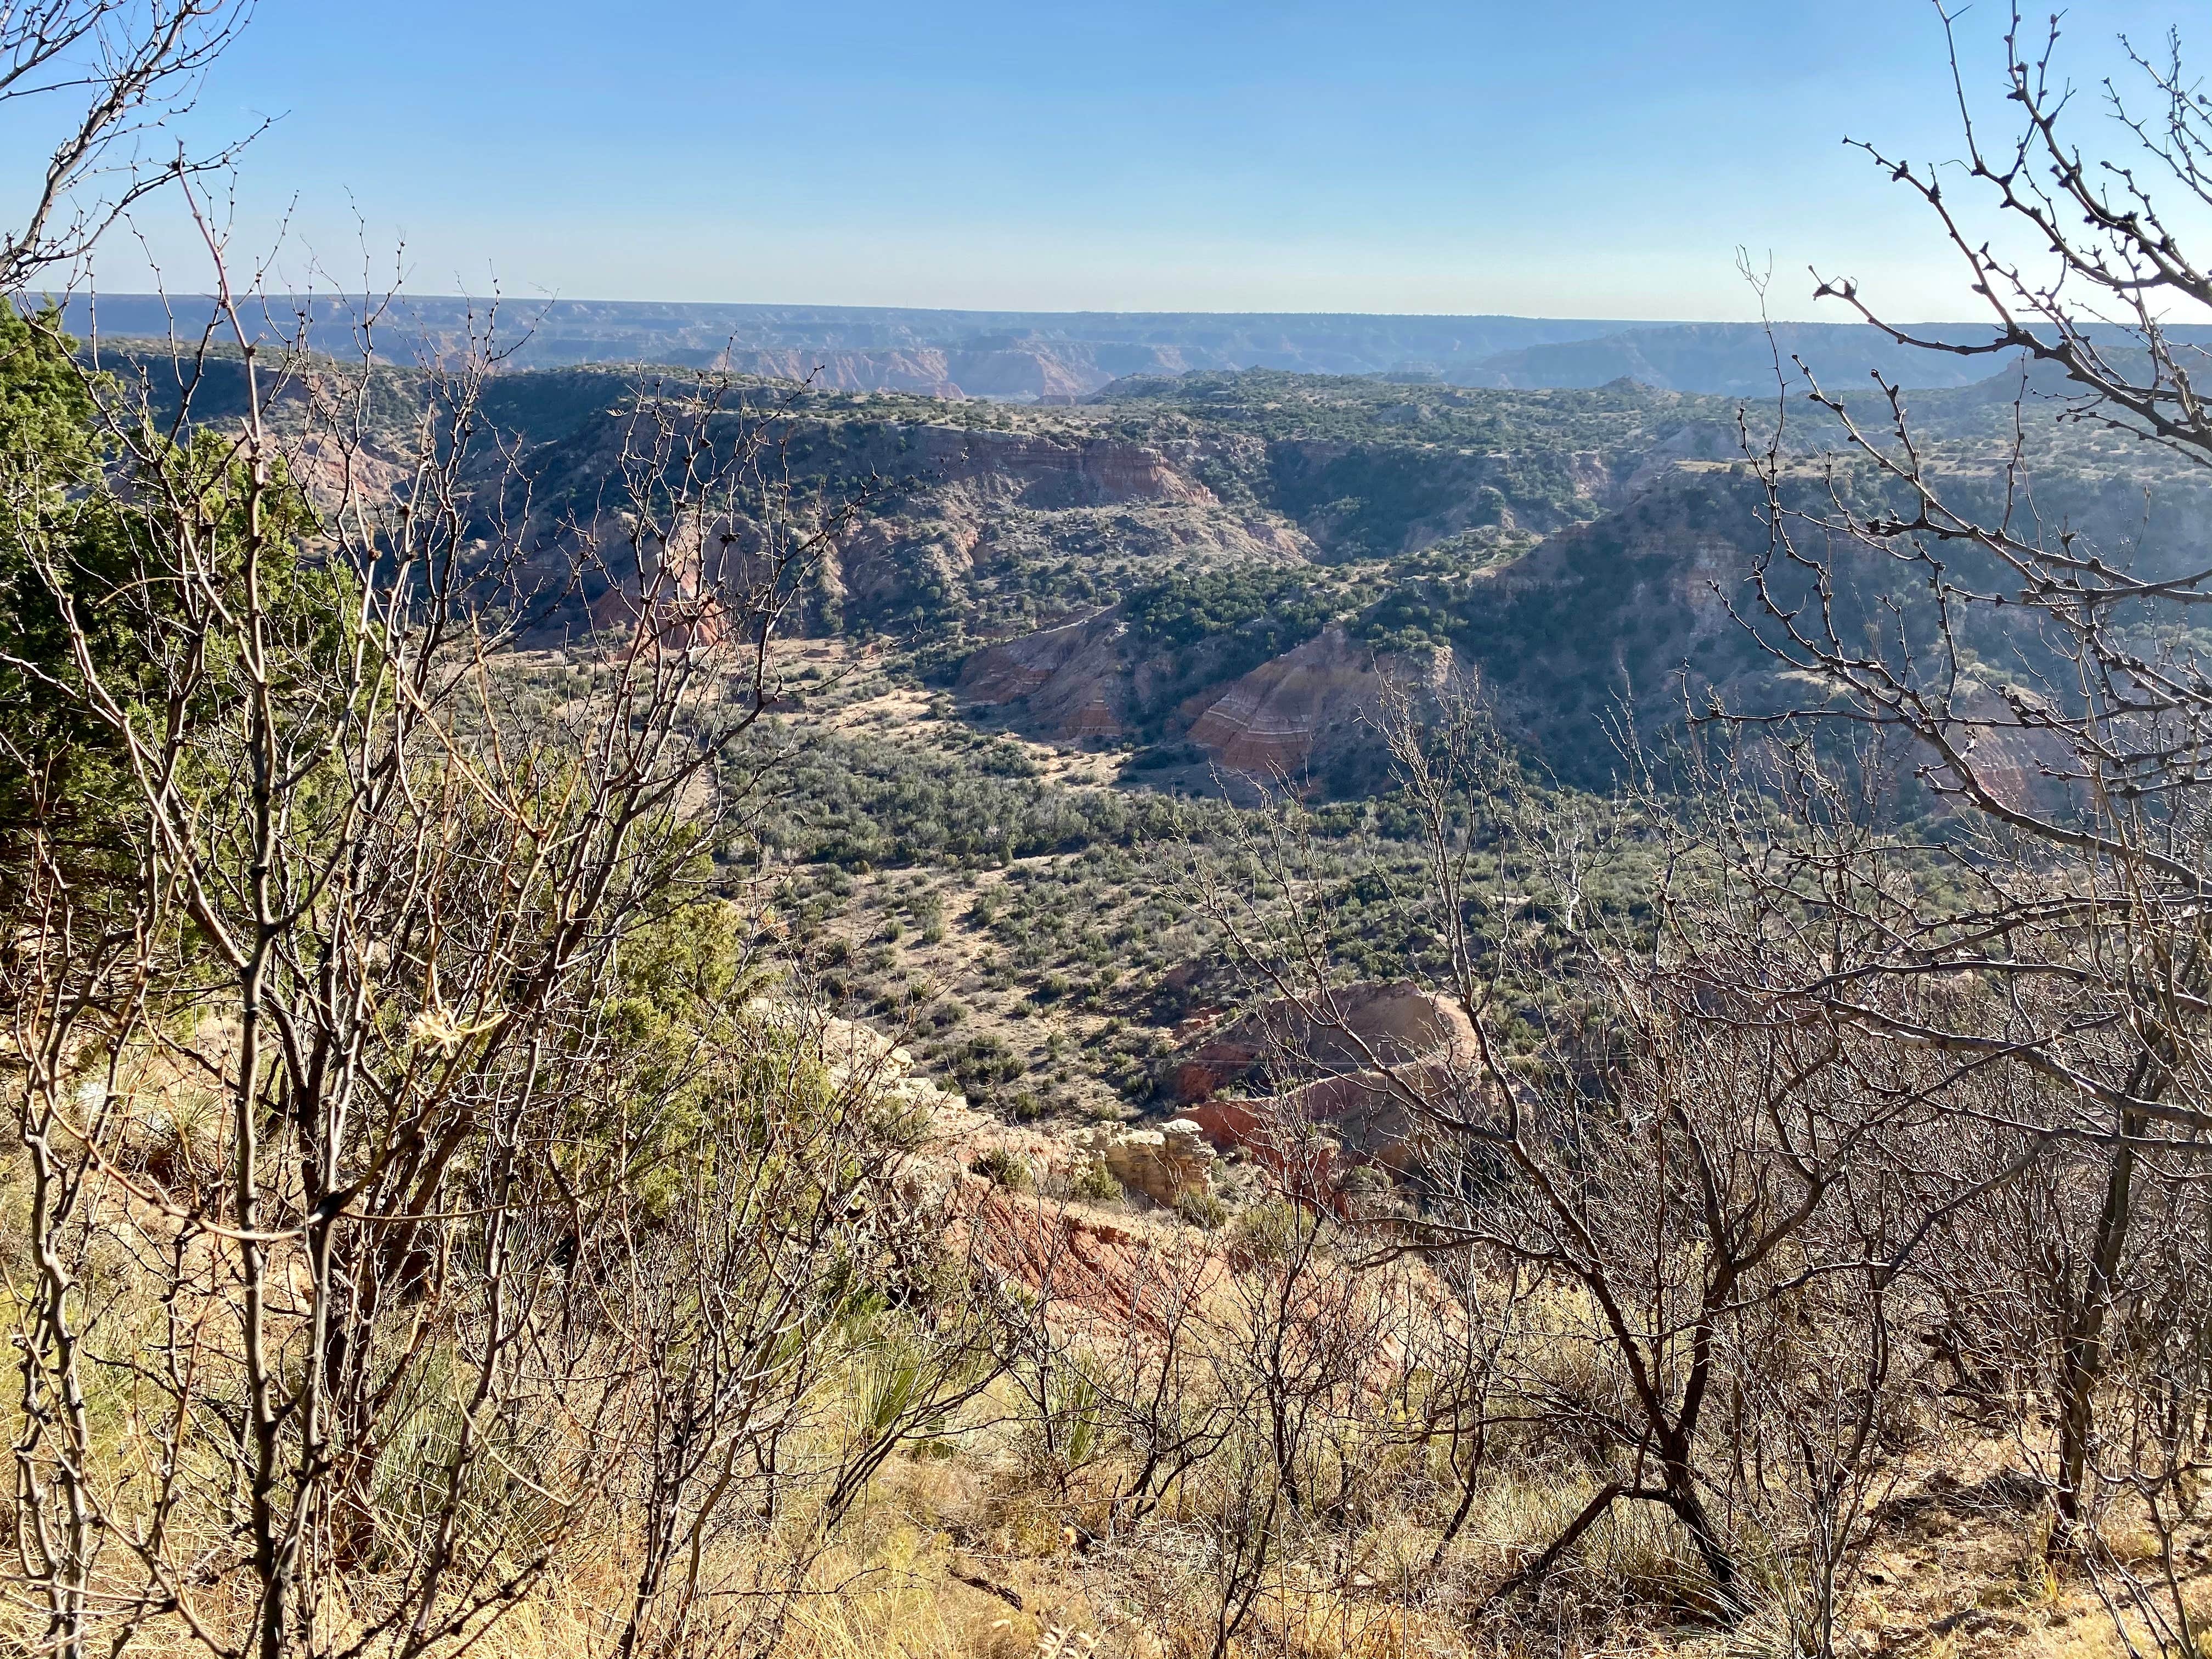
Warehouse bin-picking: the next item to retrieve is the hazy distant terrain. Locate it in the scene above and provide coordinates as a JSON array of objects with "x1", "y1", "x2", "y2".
[{"x1": 50, "y1": 292, "x2": 2161, "y2": 398}]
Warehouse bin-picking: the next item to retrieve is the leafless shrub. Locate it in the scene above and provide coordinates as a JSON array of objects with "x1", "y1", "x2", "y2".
[{"x1": 0, "y1": 168, "x2": 1025, "y2": 1655}]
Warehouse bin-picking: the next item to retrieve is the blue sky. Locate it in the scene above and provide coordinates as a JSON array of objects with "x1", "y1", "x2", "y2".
[{"x1": 14, "y1": 0, "x2": 2199, "y2": 318}]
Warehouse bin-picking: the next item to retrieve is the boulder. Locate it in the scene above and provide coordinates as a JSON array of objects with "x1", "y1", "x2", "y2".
[{"x1": 1073, "y1": 1119, "x2": 1217, "y2": 1207}]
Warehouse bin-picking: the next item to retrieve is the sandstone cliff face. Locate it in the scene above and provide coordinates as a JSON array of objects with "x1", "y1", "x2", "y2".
[
  {"x1": 1184, "y1": 625, "x2": 1373, "y2": 773},
  {"x1": 1073, "y1": 1120, "x2": 1216, "y2": 1206},
  {"x1": 1922, "y1": 685, "x2": 2081, "y2": 817},
  {"x1": 873, "y1": 424, "x2": 1216, "y2": 511},
  {"x1": 956, "y1": 609, "x2": 1135, "y2": 740},
  {"x1": 943, "y1": 348, "x2": 1103, "y2": 401},
  {"x1": 1263, "y1": 435, "x2": 1657, "y2": 558},
  {"x1": 505, "y1": 400, "x2": 1263, "y2": 634},
  {"x1": 1174, "y1": 1074, "x2": 1427, "y2": 1180},
  {"x1": 782, "y1": 416, "x2": 1329, "y2": 637},
  {"x1": 1184, "y1": 625, "x2": 1454, "y2": 777},
  {"x1": 957, "y1": 613, "x2": 1460, "y2": 782},
  {"x1": 725, "y1": 348, "x2": 964, "y2": 399},
  {"x1": 720, "y1": 340, "x2": 1200, "y2": 402}
]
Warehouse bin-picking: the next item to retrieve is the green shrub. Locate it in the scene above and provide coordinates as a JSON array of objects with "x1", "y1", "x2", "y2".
[
  {"x1": 1073, "y1": 1159, "x2": 1123, "y2": 1203},
  {"x1": 969, "y1": 1146, "x2": 1031, "y2": 1191},
  {"x1": 951, "y1": 1032, "x2": 1024, "y2": 1095},
  {"x1": 1176, "y1": 1188, "x2": 1231, "y2": 1231},
  {"x1": 1230, "y1": 1199, "x2": 1309, "y2": 1260}
]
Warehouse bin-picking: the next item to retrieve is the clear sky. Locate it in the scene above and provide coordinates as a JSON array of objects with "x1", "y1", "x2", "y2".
[{"x1": 14, "y1": 0, "x2": 2200, "y2": 320}]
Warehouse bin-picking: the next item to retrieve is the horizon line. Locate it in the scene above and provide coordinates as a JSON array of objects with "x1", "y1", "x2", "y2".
[{"x1": 33, "y1": 293, "x2": 2012, "y2": 330}]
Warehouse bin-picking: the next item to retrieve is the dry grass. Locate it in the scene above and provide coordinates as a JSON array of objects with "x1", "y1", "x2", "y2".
[{"x1": 0, "y1": 1101, "x2": 2202, "y2": 1659}]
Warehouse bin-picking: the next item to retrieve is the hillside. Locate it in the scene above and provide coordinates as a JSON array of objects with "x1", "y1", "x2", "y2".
[
  {"x1": 151, "y1": 338, "x2": 2155, "y2": 1182},
  {"x1": 403, "y1": 357, "x2": 2209, "y2": 793}
]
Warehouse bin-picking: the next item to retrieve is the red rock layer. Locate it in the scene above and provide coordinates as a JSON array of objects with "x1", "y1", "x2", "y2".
[
  {"x1": 956, "y1": 609, "x2": 1132, "y2": 740},
  {"x1": 1187, "y1": 628, "x2": 1362, "y2": 772}
]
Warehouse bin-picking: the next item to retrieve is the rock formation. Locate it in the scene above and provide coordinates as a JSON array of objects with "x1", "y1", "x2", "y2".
[
  {"x1": 1165, "y1": 979, "x2": 1476, "y2": 1104},
  {"x1": 755, "y1": 1005, "x2": 972, "y2": 1122},
  {"x1": 957, "y1": 609, "x2": 1133, "y2": 740},
  {"x1": 1158, "y1": 980, "x2": 1482, "y2": 1182},
  {"x1": 960, "y1": 614, "x2": 1462, "y2": 781},
  {"x1": 1182, "y1": 625, "x2": 1453, "y2": 776},
  {"x1": 1073, "y1": 1119, "x2": 1217, "y2": 1207},
  {"x1": 1177, "y1": 1070, "x2": 1435, "y2": 1175},
  {"x1": 869, "y1": 425, "x2": 1216, "y2": 511}
]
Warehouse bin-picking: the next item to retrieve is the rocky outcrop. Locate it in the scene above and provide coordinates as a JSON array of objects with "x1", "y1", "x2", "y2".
[
  {"x1": 727, "y1": 344, "x2": 1166, "y2": 403},
  {"x1": 1928, "y1": 685, "x2": 2081, "y2": 817},
  {"x1": 1166, "y1": 980, "x2": 1476, "y2": 1104},
  {"x1": 585, "y1": 584, "x2": 732, "y2": 651},
  {"x1": 957, "y1": 608, "x2": 1134, "y2": 740},
  {"x1": 1073, "y1": 1119, "x2": 1217, "y2": 1207},
  {"x1": 958, "y1": 608, "x2": 1119, "y2": 702},
  {"x1": 943, "y1": 348, "x2": 1105, "y2": 402},
  {"x1": 1185, "y1": 625, "x2": 1369, "y2": 773},
  {"x1": 1184, "y1": 627, "x2": 1455, "y2": 776},
  {"x1": 725, "y1": 347, "x2": 966, "y2": 399},
  {"x1": 809, "y1": 423, "x2": 1266, "y2": 642},
  {"x1": 1177, "y1": 1068, "x2": 1441, "y2": 1175},
  {"x1": 1159, "y1": 981, "x2": 1480, "y2": 1187},
  {"x1": 749, "y1": 1005, "x2": 972, "y2": 1122},
  {"x1": 872, "y1": 425, "x2": 1216, "y2": 511},
  {"x1": 961, "y1": 1194, "x2": 1232, "y2": 1348}
]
